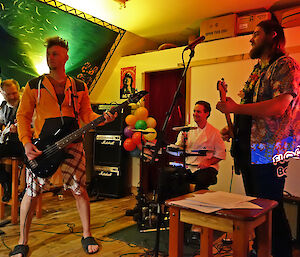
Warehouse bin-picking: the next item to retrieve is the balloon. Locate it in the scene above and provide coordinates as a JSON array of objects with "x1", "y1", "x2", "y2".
[
  {"x1": 144, "y1": 128, "x2": 157, "y2": 141},
  {"x1": 125, "y1": 114, "x2": 137, "y2": 127},
  {"x1": 134, "y1": 107, "x2": 148, "y2": 120},
  {"x1": 132, "y1": 132, "x2": 144, "y2": 145},
  {"x1": 124, "y1": 126, "x2": 134, "y2": 138},
  {"x1": 130, "y1": 147, "x2": 141, "y2": 157},
  {"x1": 146, "y1": 117, "x2": 157, "y2": 128},
  {"x1": 123, "y1": 138, "x2": 136, "y2": 151},
  {"x1": 135, "y1": 120, "x2": 147, "y2": 130}
]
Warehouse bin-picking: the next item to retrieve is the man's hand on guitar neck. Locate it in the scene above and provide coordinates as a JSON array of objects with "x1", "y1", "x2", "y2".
[
  {"x1": 216, "y1": 97, "x2": 238, "y2": 114},
  {"x1": 98, "y1": 110, "x2": 118, "y2": 126},
  {"x1": 25, "y1": 142, "x2": 42, "y2": 160}
]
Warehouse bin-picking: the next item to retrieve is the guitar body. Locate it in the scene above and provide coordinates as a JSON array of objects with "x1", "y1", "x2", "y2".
[
  {"x1": 26, "y1": 148, "x2": 67, "y2": 178},
  {"x1": 25, "y1": 130, "x2": 73, "y2": 178}
]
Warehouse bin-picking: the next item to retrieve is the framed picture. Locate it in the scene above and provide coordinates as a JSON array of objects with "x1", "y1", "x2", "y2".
[{"x1": 120, "y1": 66, "x2": 136, "y2": 99}]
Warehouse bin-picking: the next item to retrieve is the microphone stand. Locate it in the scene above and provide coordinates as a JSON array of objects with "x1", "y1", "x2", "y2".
[{"x1": 150, "y1": 48, "x2": 196, "y2": 257}]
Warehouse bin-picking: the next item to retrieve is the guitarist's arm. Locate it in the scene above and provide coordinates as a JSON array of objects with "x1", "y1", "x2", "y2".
[
  {"x1": 77, "y1": 83, "x2": 117, "y2": 126},
  {"x1": 216, "y1": 94, "x2": 293, "y2": 117}
]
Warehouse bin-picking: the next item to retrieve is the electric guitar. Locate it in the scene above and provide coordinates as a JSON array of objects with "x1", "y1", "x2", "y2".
[
  {"x1": 25, "y1": 90, "x2": 148, "y2": 178},
  {"x1": 0, "y1": 122, "x2": 17, "y2": 144},
  {"x1": 217, "y1": 78, "x2": 234, "y2": 139}
]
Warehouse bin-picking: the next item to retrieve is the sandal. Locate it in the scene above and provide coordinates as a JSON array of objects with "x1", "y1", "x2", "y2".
[
  {"x1": 81, "y1": 237, "x2": 99, "y2": 254},
  {"x1": 9, "y1": 245, "x2": 29, "y2": 257}
]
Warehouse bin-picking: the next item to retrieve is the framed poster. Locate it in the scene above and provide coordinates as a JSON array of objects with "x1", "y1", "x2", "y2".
[{"x1": 120, "y1": 66, "x2": 136, "y2": 99}]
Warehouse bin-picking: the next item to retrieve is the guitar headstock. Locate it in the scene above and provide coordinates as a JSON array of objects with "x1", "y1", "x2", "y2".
[
  {"x1": 128, "y1": 90, "x2": 149, "y2": 103},
  {"x1": 217, "y1": 78, "x2": 228, "y2": 101}
]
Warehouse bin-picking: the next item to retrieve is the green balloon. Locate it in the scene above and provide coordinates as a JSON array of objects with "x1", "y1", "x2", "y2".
[{"x1": 135, "y1": 120, "x2": 147, "y2": 130}]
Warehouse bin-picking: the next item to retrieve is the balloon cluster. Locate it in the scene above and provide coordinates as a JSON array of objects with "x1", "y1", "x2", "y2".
[{"x1": 123, "y1": 107, "x2": 157, "y2": 157}]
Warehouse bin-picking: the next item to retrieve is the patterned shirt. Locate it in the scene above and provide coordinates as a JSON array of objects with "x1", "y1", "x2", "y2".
[{"x1": 247, "y1": 55, "x2": 300, "y2": 164}]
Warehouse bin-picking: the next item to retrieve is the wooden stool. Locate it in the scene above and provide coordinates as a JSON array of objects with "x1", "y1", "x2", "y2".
[
  {"x1": 166, "y1": 190, "x2": 278, "y2": 257},
  {"x1": 0, "y1": 157, "x2": 42, "y2": 224}
]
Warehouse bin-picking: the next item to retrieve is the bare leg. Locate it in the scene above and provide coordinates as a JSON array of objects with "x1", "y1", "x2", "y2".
[
  {"x1": 10, "y1": 193, "x2": 38, "y2": 257},
  {"x1": 73, "y1": 187, "x2": 99, "y2": 254}
]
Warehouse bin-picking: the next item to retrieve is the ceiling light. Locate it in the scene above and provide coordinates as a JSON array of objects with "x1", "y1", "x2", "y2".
[{"x1": 113, "y1": 0, "x2": 129, "y2": 8}]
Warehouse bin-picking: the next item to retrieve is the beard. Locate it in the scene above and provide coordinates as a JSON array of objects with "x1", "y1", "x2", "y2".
[
  {"x1": 249, "y1": 43, "x2": 266, "y2": 59},
  {"x1": 249, "y1": 37, "x2": 273, "y2": 59}
]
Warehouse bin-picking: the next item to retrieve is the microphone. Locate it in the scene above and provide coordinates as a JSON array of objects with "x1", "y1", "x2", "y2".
[{"x1": 184, "y1": 35, "x2": 205, "y2": 50}]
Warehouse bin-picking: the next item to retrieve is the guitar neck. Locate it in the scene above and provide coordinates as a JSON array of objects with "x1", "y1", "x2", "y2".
[
  {"x1": 55, "y1": 100, "x2": 128, "y2": 149},
  {"x1": 218, "y1": 81, "x2": 234, "y2": 139},
  {"x1": 225, "y1": 113, "x2": 234, "y2": 138}
]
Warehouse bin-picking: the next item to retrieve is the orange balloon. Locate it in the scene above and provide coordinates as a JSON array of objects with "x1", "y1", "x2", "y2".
[
  {"x1": 134, "y1": 107, "x2": 148, "y2": 121},
  {"x1": 123, "y1": 138, "x2": 136, "y2": 151},
  {"x1": 132, "y1": 132, "x2": 145, "y2": 145},
  {"x1": 125, "y1": 114, "x2": 137, "y2": 127},
  {"x1": 146, "y1": 117, "x2": 157, "y2": 128}
]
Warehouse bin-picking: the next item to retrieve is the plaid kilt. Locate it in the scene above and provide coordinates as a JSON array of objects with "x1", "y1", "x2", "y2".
[{"x1": 26, "y1": 142, "x2": 86, "y2": 197}]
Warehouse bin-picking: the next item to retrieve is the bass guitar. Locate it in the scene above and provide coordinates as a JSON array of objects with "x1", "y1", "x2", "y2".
[{"x1": 25, "y1": 90, "x2": 148, "y2": 178}]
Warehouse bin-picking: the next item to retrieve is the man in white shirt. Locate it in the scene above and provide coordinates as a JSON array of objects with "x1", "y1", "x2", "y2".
[{"x1": 175, "y1": 101, "x2": 226, "y2": 190}]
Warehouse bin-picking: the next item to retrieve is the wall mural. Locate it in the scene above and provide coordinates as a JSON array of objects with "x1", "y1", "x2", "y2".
[{"x1": 0, "y1": 0, "x2": 125, "y2": 89}]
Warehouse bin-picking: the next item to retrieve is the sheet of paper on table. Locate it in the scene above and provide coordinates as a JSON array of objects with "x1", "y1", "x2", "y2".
[{"x1": 168, "y1": 191, "x2": 262, "y2": 213}]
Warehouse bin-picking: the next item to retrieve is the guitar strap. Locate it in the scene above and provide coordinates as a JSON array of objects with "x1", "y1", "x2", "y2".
[{"x1": 69, "y1": 76, "x2": 79, "y2": 122}]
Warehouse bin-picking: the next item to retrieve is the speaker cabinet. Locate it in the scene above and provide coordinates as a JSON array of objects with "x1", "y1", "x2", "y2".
[
  {"x1": 94, "y1": 134, "x2": 123, "y2": 166},
  {"x1": 91, "y1": 165, "x2": 129, "y2": 198},
  {"x1": 88, "y1": 103, "x2": 131, "y2": 198},
  {"x1": 91, "y1": 134, "x2": 129, "y2": 198}
]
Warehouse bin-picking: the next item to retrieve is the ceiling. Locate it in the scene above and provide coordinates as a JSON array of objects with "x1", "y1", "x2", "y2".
[{"x1": 58, "y1": 0, "x2": 300, "y2": 45}]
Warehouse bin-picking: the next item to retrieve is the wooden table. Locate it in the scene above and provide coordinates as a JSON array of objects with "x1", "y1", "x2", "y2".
[{"x1": 165, "y1": 190, "x2": 278, "y2": 257}]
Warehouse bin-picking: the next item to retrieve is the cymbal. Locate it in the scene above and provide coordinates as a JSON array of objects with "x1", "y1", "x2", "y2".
[
  {"x1": 172, "y1": 126, "x2": 197, "y2": 132},
  {"x1": 132, "y1": 129, "x2": 155, "y2": 134}
]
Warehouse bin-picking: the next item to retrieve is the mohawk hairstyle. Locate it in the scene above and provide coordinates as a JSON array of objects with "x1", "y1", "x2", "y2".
[{"x1": 45, "y1": 36, "x2": 69, "y2": 51}]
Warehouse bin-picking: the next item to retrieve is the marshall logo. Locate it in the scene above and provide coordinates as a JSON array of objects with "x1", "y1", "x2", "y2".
[
  {"x1": 99, "y1": 171, "x2": 113, "y2": 176},
  {"x1": 94, "y1": 166, "x2": 120, "y2": 176},
  {"x1": 101, "y1": 140, "x2": 116, "y2": 145}
]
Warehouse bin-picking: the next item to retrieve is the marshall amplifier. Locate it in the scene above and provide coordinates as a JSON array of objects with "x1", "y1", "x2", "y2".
[
  {"x1": 92, "y1": 104, "x2": 130, "y2": 134},
  {"x1": 94, "y1": 134, "x2": 123, "y2": 166},
  {"x1": 92, "y1": 134, "x2": 129, "y2": 198},
  {"x1": 92, "y1": 166, "x2": 129, "y2": 198}
]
